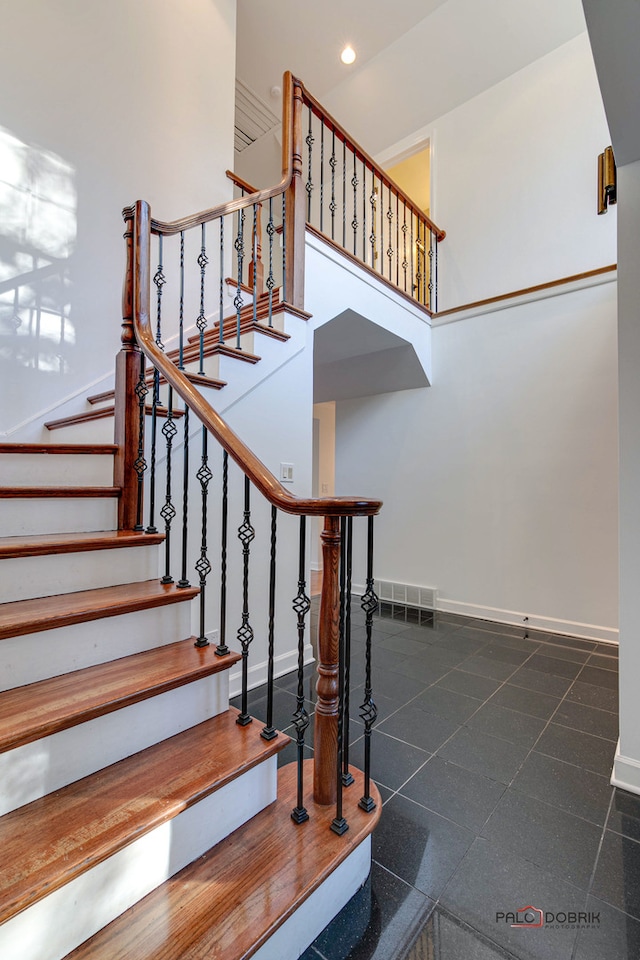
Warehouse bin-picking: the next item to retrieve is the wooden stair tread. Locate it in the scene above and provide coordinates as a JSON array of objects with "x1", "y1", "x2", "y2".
[
  {"x1": 0, "y1": 444, "x2": 118, "y2": 455},
  {"x1": 45, "y1": 406, "x2": 183, "y2": 431},
  {"x1": 0, "y1": 580, "x2": 199, "y2": 641},
  {"x1": 190, "y1": 318, "x2": 290, "y2": 345},
  {"x1": 167, "y1": 340, "x2": 261, "y2": 367},
  {"x1": 0, "y1": 708, "x2": 289, "y2": 925},
  {"x1": 87, "y1": 372, "x2": 226, "y2": 406},
  {"x1": 0, "y1": 639, "x2": 241, "y2": 753},
  {"x1": 0, "y1": 530, "x2": 164, "y2": 559},
  {"x1": 65, "y1": 762, "x2": 381, "y2": 960},
  {"x1": 0, "y1": 486, "x2": 121, "y2": 499}
]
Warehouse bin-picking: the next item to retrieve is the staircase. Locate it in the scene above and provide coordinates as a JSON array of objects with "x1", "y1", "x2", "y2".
[{"x1": 0, "y1": 442, "x2": 380, "y2": 960}]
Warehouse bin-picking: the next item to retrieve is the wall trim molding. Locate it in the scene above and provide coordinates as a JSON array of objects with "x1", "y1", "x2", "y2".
[
  {"x1": 432, "y1": 264, "x2": 617, "y2": 327},
  {"x1": 611, "y1": 741, "x2": 640, "y2": 796}
]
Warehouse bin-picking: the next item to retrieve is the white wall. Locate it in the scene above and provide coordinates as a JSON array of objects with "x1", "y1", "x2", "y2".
[
  {"x1": 613, "y1": 160, "x2": 640, "y2": 789},
  {"x1": 0, "y1": 0, "x2": 236, "y2": 437},
  {"x1": 430, "y1": 33, "x2": 616, "y2": 308},
  {"x1": 335, "y1": 281, "x2": 619, "y2": 638}
]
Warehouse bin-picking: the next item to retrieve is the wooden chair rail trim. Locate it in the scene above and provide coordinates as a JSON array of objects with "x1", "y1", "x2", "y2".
[
  {"x1": 0, "y1": 444, "x2": 118, "y2": 455},
  {"x1": 435, "y1": 264, "x2": 618, "y2": 318},
  {"x1": 132, "y1": 200, "x2": 381, "y2": 518},
  {"x1": 305, "y1": 224, "x2": 433, "y2": 317},
  {"x1": 296, "y1": 76, "x2": 446, "y2": 242}
]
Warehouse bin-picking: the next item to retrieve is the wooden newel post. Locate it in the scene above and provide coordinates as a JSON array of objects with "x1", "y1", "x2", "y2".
[
  {"x1": 314, "y1": 515, "x2": 341, "y2": 804},
  {"x1": 114, "y1": 204, "x2": 144, "y2": 530},
  {"x1": 284, "y1": 80, "x2": 306, "y2": 311}
]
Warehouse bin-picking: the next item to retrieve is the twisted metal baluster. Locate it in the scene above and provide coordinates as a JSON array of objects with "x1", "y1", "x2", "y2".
[
  {"x1": 351, "y1": 149, "x2": 358, "y2": 256},
  {"x1": 147, "y1": 237, "x2": 166, "y2": 533},
  {"x1": 215, "y1": 450, "x2": 230, "y2": 656},
  {"x1": 178, "y1": 231, "x2": 185, "y2": 370},
  {"x1": 359, "y1": 516, "x2": 379, "y2": 812},
  {"x1": 160, "y1": 387, "x2": 177, "y2": 584},
  {"x1": 410, "y1": 211, "x2": 415, "y2": 300},
  {"x1": 133, "y1": 352, "x2": 148, "y2": 532},
  {"x1": 262, "y1": 506, "x2": 278, "y2": 741},
  {"x1": 194, "y1": 427, "x2": 212, "y2": 647},
  {"x1": 342, "y1": 138, "x2": 346, "y2": 248},
  {"x1": 234, "y1": 208, "x2": 245, "y2": 349},
  {"x1": 236, "y1": 475, "x2": 255, "y2": 725},
  {"x1": 266, "y1": 197, "x2": 275, "y2": 328},
  {"x1": 251, "y1": 202, "x2": 258, "y2": 326},
  {"x1": 395, "y1": 192, "x2": 400, "y2": 287},
  {"x1": 387, "y1": 191, "x2": 394, "y2": 283},
  {"x1": 329, "y1": 127, "x2": 337, "y2": 240},
  {"x1": 281, "y1": 193, "x2": 287, "y2": 305},
  {"x1": 196, "y1": 223, "x2": 208, "y2": 375},
  {"x1": 306, "y1": 105, "x2": 314, "y2": 222},
  {"x1": 402, "y1": 203, "x2": 408, "y2": 294},
  {"x1": 331, "y1": 517, "x2": 349, "y2": 836},
  {"x1": 434, "y1": 233, "x2": 439, "y2": 313},
  {"x1": 177, "y1": 403, "x2": 190, "y2": 588},
  {"x1": 362, "y1": 158, "x2": 367, "y2": 263},
  {"x1": 291, "y1": 516, "x2": 311, "y2": 824},
  {"x1": 342, "y1": 515, "x2": 354, "y2": 786},
  {"x1": 369, "y1": 181, "x2": 377, "y2": 270}
]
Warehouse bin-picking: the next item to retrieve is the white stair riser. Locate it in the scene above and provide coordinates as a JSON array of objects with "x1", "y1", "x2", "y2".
[
  {"x1": 0, "y1": 454, "x2": 114, "y2": 488},
  {"x1": 0, "y1": 603, "x2": 194, "y2": 691},
  {"x1": 0, "y1": 672, "x2": 229, "y2": 815},
  {"x1": 0, "y1": 497, "x2": 117, "y2": 536},
  {"x1": 43, "y1": 419, "x2": 117, "y2": 444},
  {"x1": 0, "y1": 545, "x2": 161, "y2": 603},
  {"x1": 254, "y1": 837, "x2": 372, "y2": 960},
  {"x1": 0, "y1": 757, "x2": 278, "y2": 960}
]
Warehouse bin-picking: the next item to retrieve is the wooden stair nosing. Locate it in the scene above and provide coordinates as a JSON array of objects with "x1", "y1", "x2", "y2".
[
  {"x1": 190, "y1": 318, "x2": 290, "y2": 347},
  {"x1": 0, "y1": 639, "x2": 241, "y2": 754},
  {"x1": 0, "y1": 580, "x2": 199, "y2": 641},
  {"x1": 65, "y1": 762, "x2": 381, "y2": 960},
  {"x1": 0, "y1": 486, "x2": 121, "y2": 499},
  {"x1": 0, "y1": 444, "x2": 118, "y2": 456},
  {"x1": 87, "y1": 372, "x2": 227, "y2": 407},
  {"x1": 45, "y1": 406, "x2": 184, "y2": 431},
  {"x1": 167, "y1": 339, "x2": 261, "y2": 367},
  {"x1": 0, "y1": 530, "x2": 165, "y2": 560},
  {"x1": 0, "y1": 708, "x2": 289, "y2": 926}
]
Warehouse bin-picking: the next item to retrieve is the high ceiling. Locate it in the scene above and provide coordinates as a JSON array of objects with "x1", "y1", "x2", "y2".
[{"x1": 236, "y1": 0, "x2": 589, "y2": 156}]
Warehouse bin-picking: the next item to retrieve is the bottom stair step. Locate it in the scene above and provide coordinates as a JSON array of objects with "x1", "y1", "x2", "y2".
[
  {"x1": 0, "y1": 709, "x2": 289, "y2": 960},
  {"x1": 66, "y1": 761, "x2": 381, "y2": 960}
]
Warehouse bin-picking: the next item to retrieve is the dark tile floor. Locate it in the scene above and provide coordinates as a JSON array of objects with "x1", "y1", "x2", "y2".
[{"x1": 233, "y1": 602, "x2": 640, "y2": 960}]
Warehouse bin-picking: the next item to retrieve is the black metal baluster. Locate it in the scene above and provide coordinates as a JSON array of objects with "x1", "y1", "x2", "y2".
[
  {"x1": 342, "y1": 515, "x2": 354, "y2": 787},
  {"x1": 369, "y1": 180, "x2": 377, "y2": 270},
  {"x1": 387, "y1": 189, "x2": 394, "y2": 282},
  {"x1": 362, "y1": 159, "x2": 367, "y2": 263},
  {"x1": 147, "y1": 237, "x2": 166, "y2": 534},
  {"x1": 291, "y1": 516, "x2": 311, "y2": 823},
  {"x1": 319, "y1": 120, "x2": 324, "y2": 233},
  {"x1": 329, "y1": 127, "x2": 336, "y2": 240},
  {"x1": 342, "y1": 139, "x2": 347, "y2": 248},
  {"x1": 178, "y1": 403, "x2": 190, "y2": 588},
  {"x1": 197, "y1": 223, "x2": 208, "y2": 375},
  {"x1": 402, "y1": 202, "x2": 408, "y2": 294},
  {"x1": 266, "y1": 197, "x2": 275, "y2": 328},
  {"x1": 331, "y1": 517, "x2": 349, "y2": 835},
  {"x1": 234, "y1": 208, "x2": 245, "y2": 349},
  {"x1": 215, "y1": 450, "x2": 230, "y2": 656},
  {"x1": 237, "y1": 475, "x2": 255, "y2": 725},
  {"x1": 194, "y1": 427, "x2": 212, "y2": 647},
  {"x1": 380, "y1": 181, "x2": 385, "y2": 278},
  {"x1": 251, "y1": 203, "x2": 258, "y2": 327},
  {"x1": 133, "y1": 352, "x2": 147, "y2": 531},
  {"x1": 434, "y1": 233, "x2": 439, "y2": 312},
  {"x1": 427, "y1": 225, "x2": 434, "y2": 310},
  {"x1": 219, "y1": 217, "x2": 225, "y2": 345},
  {"x1": 423, "y1": 223, "x2": 428, "y2": 307},
  {"x1": 410, "y1": 211, "x2": 415, "y2": 299},
  {"x1": 262, "y1": 506, "x2": 278, "y2": 741},
  {"x1": 351, "y1": 149, "x2": 358, "y2": 256},
  {"x1": 179, "y1": 231, "x2": 185, "y2": 370},
  {"x1": 306, "y1": 105, "x2": 314, "y2": 222},
  {"x1": 282, "y1": 192, "x2": 287, "y2": 305},
  {"x1": 160, "y1": 386, "x2": 177, "y2": 584},
  {"x1": 359, "y1": 517, "x2": 379, "y2": 812},
  {"x1": 396, "y1": 191, "x2": 400, "y2": 287}
]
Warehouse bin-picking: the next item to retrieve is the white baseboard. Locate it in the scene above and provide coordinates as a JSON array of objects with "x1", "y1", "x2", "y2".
[
  {"x1": 611, "y1": 741, "x2": 640, "y2": 795},
  {"x1": 436, "y1": 597, "x2": 618, "y2": 645}
]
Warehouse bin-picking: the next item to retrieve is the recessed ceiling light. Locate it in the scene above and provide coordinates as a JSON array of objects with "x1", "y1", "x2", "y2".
[{"x1": 341, "y1": 45, "x2": 356, "y2": 65}]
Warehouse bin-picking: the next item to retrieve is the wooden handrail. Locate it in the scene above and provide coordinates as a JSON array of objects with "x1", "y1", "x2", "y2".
[
  {"x1": 225, "y1": 170, "x2": 260, "y2": 195},
  {"x1": 128, "y1": 200, "x2": 381, "y2": 519},
  {"x1": 296, "y1": 77, "x2": 446, "y2": 243}
]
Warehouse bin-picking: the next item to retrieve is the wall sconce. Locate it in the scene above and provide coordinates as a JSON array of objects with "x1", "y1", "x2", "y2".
[{"x1": 598, "y1": 145, "x2": 616, "y2": 214}]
